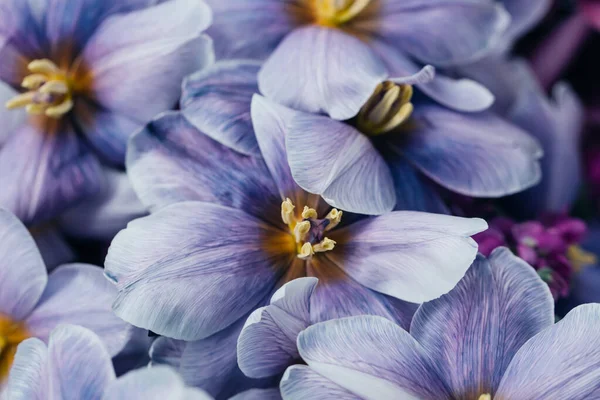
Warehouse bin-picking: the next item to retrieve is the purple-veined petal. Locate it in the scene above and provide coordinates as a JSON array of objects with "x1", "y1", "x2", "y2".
[
  {"x1": 127, "y1": 112, "x2": 281, "y2": 224},
  {"x1": 250, "y1": 95, "x2": 305, "y2": 202},
  {"x1": 0, "y1": 209, "x2": 47, "y2": 321},
  {"x1": 327, "y1": 212, "x2": 487, "y2": 303},
  {"x1": 496, "y1": 304, "x2": 600, "y2": 399},
  {"x1": 5, "y1": 338, "x2": 47, "y2": 400},
  {"x1": 25, "y1": 264, "x2": 131, "y2": 357},
  {"x1": 397, "y1": 103, "x2": 543, "y2": 198},
  {"x1": 73, "y1": 99, "x2": 142, "y2": 166},
  {"x1": 506, "y1": 62, "x2": 583, "y2": 217},
  {"x1": 231, "y1": 388, "x2": 281, "y2": 400},
  {"x1": 410, "y1": 248, "x2": 553, "y2": 397},
  {"x1": 78, "y1": 0, "x2": 213, "y2": 122},
  {"x1": 281, "y1": 104, "x2": 395, "y2": 215},
  {"x1": 102, "y1": 366, "x2": 213, "y2": 400},
  {"x1": 369, "y1": 40, "x2": 493, "y2": 113},
  {"x1": 280, "y1": 365, "x2": 359, "y2": 400},
  {"x1": 47, "y1": 325, "x2": 116, "y2": 400},
  {"x1": 237, "y1": 278, "x2": 317, "y2": 379},
  {"x1": 308, "y1": 256, "x2": 417, "y2": 325},
  {"x1": 0, "y1": 82, "x2": 26, "y2": 145},
  {"x1": 205, "y1": 0, "x2": 297, "y2": 60},
  {"x1": 59, "y1": 168, "x2": 146, "y2": 241},
  {"x1": 105, "y1": 201, "x2": 289, "y2": 341},
  {"x1": 181, "y1": 60, "x2": 261, "y2": 156},
  {"x1": 295, "y1": 316, "x2": 451, "y2": 399},
  {"x1": 355, "y1": 1, "x2": 510, "y2": 66},
  {"x1": 44, "y1": 0, "x2": 163, "y2": 64},
  {"x1": 0, "y1": 119, "x2": 103, "y2": 225},
  {"x1": 259, "y1": 26, "x2": 386, "y2": 120}
]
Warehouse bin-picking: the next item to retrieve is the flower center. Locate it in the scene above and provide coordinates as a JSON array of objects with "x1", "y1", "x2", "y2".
[
  {"x1": 310, "y1": 0, "x2": 371, "y2": 27},
  {"x1": 355, "y1": 81, "x2": 414, "y2": 136},
  {"x1": 5, "y1": 59, "x2": 74, "y2": 119},
  {"x1": 478, "y1": 395, "x2": 492, "y2": 400},
  {"x1": 0, "y1": 314, "x2": 30, "y2": 382},
  {"x1": 281, "y1": 198, "x2": 342, "y2": 259}
]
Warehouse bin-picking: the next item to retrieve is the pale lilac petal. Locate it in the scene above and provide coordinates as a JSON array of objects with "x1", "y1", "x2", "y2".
[
  {"x1": 205, "y1": 0, "x2": 296, "y2": 59},
  {"x1": 283, "y1": 105, "x2": 395, "y2": 215},
  {"x1": 369, "y1": 41, "x2": 493, "y2": 112},
  {"x1": 25, "y1": 264, "x2": 131, "y2": 357},
  {"x1": 496, "y1": 304, "x2": 600, "y2": 399},
  {"x1": 149, "y1": 337, "x2": 185, "y2": 370},
  {"x1": 410, "y1": 248, "x2": 553, "y2": 397},
  {"x1": 327, "y1": 212, "x2": 487, "y2": 303},
  {"x1": 0, "y1": 82, "x2": 25, "y2": 145},
  {"x1": 237, "y1": 278, "x2": 317, "y2": 378},
  {"x1": 181, "y1": 60, "x2": 261, "y2": 155},
  {"x1": 280, "y1": 365, "x2": 359, "y2": 400},
  {"x1": 73, "y1": 99, "x2": 142, "y2": 166},
  {"x1": 59, "y1": 169, "x2": 147, "y2": 241},
  {"x1": 507, "y1": 62, "x2": 583, "y2": 216},
  {"x1": 105, "y1": 202, "x2": 287, "y2": 340},
  {"x1": 44, "y1": 0, "x2": 161, "y2": 63},
  {"x1": 0, "y1": 209, "x2": 47, "y2": 321},
  {"x1": 259, "y1": 26, "x2": 386, "y2": 120},
  {"x1": 127, "y1": 112, "x2": 280, "y2": 223},
  {"x1": 296, "y1": 316, "x2": 451, "y2": 399},
  {"x1": 102, "y1": 366, "x2": 214, "y2": 400},
  {"x1": 356, "y1": 1, "x2": 510, "y2": 66},
  {"x1": 5, "y1": 338, "x2": 48, "y2": 400},
  {"x1": 47, "y1": 325, "x2": 116, "y2": 400},
  {"x1": 250, "y1": 95, "x2": 305, "y2": 201},
  {"x1": 0, "y1": 120, "x2": 103, "y2": 225},
  {"x1": 79, "y1": 0, "x2": 213, "y2": 122},
  {"x1": 397, "y1": 104, "x2": 543, "y2": 198},
  {"x1": 230, "y1": 388, "x2": 281, "y2": 400},
  {"x1": 308, "y1": 256, "x2": 418, "y2": 326}
]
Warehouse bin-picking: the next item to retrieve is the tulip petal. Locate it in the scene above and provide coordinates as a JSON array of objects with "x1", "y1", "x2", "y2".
[
  {"x1": 496, "y1": 304, "x2": 600, "y2": 399},
  {"x1": 280, "y1": 365, "x2": 359, "y2": 400},
  {"x1": 328, "y1": 212, "x2": 487, "y2": 303},
  {"x1": 0, "y1": 209, "x2": 47, "y2": 321},
  {"x1": 25, "y1": 264, "x2": 131, "y2": 357},
  {"x1": 181, "y1": 60, "x2": 261, "y2": 155},
  {"x1": 105, "y1": 201, "x2": 288, "y2": 340},
  {"x1": 259, "y1": 26, "x2": 386, "y2": 120},
  {"x1": 80, "y1": 0, "x2": 213, "y2": 122}
]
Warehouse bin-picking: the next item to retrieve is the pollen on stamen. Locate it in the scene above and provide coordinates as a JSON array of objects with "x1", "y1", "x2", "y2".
[
  {"x1": 302, "y1": 206, "x2": 318, "y2": 219},
  {"x1": 356, "y1": 81, "x2": 414, "y2": 136},
  {"x1": 311, "y1": 0, "x2": 371, "y2": 27},
  {"x1": 298, "y1": 242, "x2": 314, "y2": 260},
  {"x1": 4, "y1": 58, "x2": 73, "y2": 119},
  {"x1": 281, "y1": 198, "x2": 296, "y2": 226},
  {"x1": 325, "y1": 209, "x2": 343, "y2": 231},
  {"x1": 313, "y1": 237, "x2": 336, "y2": 253}
]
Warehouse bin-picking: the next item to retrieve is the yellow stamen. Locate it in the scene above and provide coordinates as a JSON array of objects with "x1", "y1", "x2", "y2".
[
  {"x1": 568, "y1": 245, "x2": 597, "y2": 272},
  {"x1": 325, "y1": 209, "x2": 343, "y2": 231},
  {"x1": 478, "y1": 395, "x2": 491, "y2": 400},
  {"x1": 298, "y1": 242, "x2": 314, "y2": 260},
  {"x1": 27, "y1": 59, "x2": 60, "y2": 75},
  {"x1": 6, "y1": 58, "x2": 73, "y2": 119},
  {"x1": 281, "y1": 198, "x2": 296, "y2": 226},
  {"x1": 5, "y1": 92, "x2": 36, "y2": 109},
  {"x1": 294, "y1": 220, "x2": 311, "y2": 243},
  {"x1": 39, "y1": 80, "x2": 69, "y2": 95},
  {"x1": 356, "y1": 81, "x2": 414, "y2": 136},
  {"x1": 21, "y1": 74, "x2": 47, "y2": 89},
  {"x1": 45, "y1": 98, "x2": 73, "y2": 118},
  {"x1": 312, "y1": 0, "x2": 370, "y2": 26},
  {"x1": 313, "y1": 237, "x2": 336, "y2": 253},
  {"x1": 302, "y1": 206, "x2": 318, "y2": 219}
]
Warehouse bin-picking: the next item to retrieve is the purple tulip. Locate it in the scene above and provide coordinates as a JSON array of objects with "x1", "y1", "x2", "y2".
[
  {"x1": 105, "y1": 108, "x2": 487, "y2": 395},
  {"x1": 280, "y1": 248, "x2": 600, "y2": 399},
  {"x1": 0, "y1": 0, "x2": 213, "y2": 225}
]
